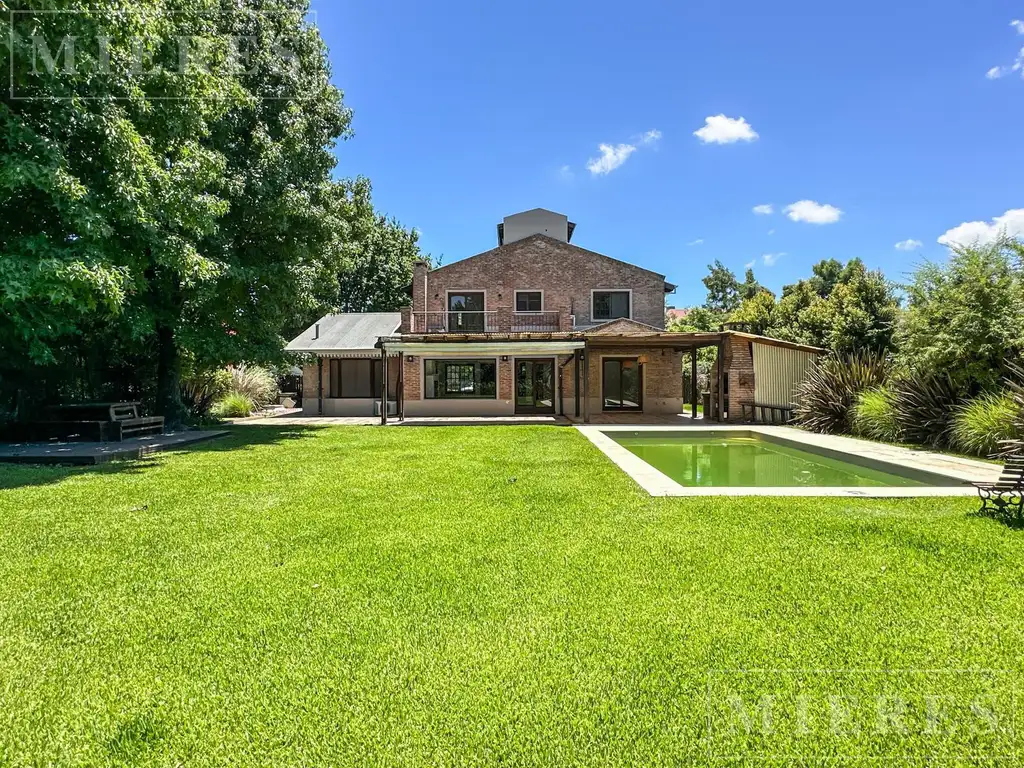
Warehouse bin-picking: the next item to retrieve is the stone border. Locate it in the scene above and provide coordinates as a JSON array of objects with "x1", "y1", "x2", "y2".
[{"x1": 576, "y1": 425, "x2": 1001, "y2": 498}]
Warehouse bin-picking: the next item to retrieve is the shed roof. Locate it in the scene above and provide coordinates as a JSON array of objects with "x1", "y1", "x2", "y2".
[{"x1": 285, "y1": 313, "x2": 402, "y2": 353}]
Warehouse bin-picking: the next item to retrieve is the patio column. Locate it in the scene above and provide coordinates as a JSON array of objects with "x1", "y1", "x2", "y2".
[
  {"x1": 716, "y1": 340, "x2": 725, "y2": 423},
  {"x1": 582, "y1": 340, "x2": 590, "y2": 424},
  {"x1": 574, "y1": 349, "x2": 581, "y2": 418},
  {"x1": 398, "y1": 351, "x2": 405, "y2": 422},
  {"x1": 317, "y1": 357, "x2": 323, "y2": 416},
  {"x1": 380, "y1": 347, "x2": 388, "y2": 426},
  {"x1": 691, "y1": 348, "x2": 698, "y2": 419}
]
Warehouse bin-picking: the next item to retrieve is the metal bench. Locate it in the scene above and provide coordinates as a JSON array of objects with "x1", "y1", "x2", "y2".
[
  {"x1": 741, "y1": 402, "x2": 795, "y2": 425},
  {"x1": 973, "y1": 450, "x2": 1024, "y2": 520}
]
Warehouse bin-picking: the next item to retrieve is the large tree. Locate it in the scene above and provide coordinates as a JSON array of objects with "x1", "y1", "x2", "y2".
[
  {"x1": 1, "y1": 1, "x2": 356, "y2": 423},
  {"x1": 767, "y1": 258, "x2": 900, "y2": 354},
  {"x1": 701, "y1": 260, "x2": 742, "y2": 313},
  {"x1": 895, "y1": 238, "x2": 1024, "y2": 389}
]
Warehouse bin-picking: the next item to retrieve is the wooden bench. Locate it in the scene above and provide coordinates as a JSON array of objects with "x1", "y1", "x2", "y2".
[
  {"x1": 973, "y1": 451, "x2": 1024, "y2": 520},
  {"x1": 741, "y1": 402, "x2": 795, "y2": 425},
  {"x1": 37, "y1": 402, "x2": 165, "y2": 442}
]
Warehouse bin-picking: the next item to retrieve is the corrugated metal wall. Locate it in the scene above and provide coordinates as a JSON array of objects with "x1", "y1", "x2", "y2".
[{"x1": 752, "y1": 343, "x2": 818, "y2": 407}]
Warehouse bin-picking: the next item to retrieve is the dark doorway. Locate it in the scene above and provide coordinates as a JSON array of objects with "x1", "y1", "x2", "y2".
[
  {"x1": 515, "y1": 359, "x2": 555, "y2": 414},
  {"x1": 602, "y1": 357, "x2": 642, "y2": 411}
]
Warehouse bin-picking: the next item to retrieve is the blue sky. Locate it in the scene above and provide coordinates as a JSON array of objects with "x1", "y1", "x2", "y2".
[{"x1": 321, "y1": 0, "x2": 1024, "y2": 306}]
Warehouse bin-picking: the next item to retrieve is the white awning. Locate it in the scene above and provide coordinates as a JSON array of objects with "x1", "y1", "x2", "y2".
[{"x1": 382, "y1": 341, "x2": 585, "y2": 355}]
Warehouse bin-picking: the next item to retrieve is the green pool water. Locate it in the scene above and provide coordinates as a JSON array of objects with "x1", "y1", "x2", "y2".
[{"x1": 609, "y1": 433, "x2": 932, "y2": 488}]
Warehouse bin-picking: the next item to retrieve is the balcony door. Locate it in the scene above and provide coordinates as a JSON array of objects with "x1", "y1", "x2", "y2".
[
  {"x1": 602, "y1": 358, "x2": 642, "y2": 411},
  {"x1": 515, "y1": 359, "x2": 555, "y2": 414},
  {"x1": 447, "y1": 291, "x2": 485, "y2": 332}
]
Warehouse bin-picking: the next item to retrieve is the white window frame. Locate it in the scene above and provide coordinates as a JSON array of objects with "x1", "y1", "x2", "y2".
[
  {"x1": 590, "y1": 289, "x2": 633, "y2": 321},
  {"x1": 513, "y1": 289, "x2": 545, "y2": 314}
]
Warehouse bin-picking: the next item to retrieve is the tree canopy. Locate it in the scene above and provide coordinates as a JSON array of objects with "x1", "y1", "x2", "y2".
[
  {"x1": 0, "y1": 1, "x2": 423, "y2": 424},
  {"x1": 895, "y1": 238, "x2": 1024, "y2": 389}
]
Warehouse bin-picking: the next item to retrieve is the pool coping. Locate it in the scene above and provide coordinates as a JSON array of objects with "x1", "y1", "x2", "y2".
[{"x1": 576, "y1": 425, "x2": 1001, "y2": 497}]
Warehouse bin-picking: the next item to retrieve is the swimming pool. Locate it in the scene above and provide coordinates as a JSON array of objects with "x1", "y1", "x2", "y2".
[
  {"x1": 609, "y1": 433, "x2": 931, "y2": 488},
  {"x1": 579, "y1": 426, "x2": 988, "y2": 497}
]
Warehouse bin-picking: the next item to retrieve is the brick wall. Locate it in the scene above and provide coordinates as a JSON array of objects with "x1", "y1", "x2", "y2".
[
  {"x1": 708, "y1": 335, "x2": 755, "y2": 421},
  {"x1": 409, "y1": 235, "x2": 668, "y2": 329},
  {"x1": 559, "y1": 346, "x2": 684, "y2": 415}
]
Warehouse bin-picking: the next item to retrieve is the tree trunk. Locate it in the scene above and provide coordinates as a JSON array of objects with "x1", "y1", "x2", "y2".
[{"x1": 155, "y1": 323, "x2": 186, "y2": 427}]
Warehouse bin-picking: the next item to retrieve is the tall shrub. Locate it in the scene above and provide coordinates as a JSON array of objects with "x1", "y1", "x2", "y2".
[
  {"x1": 793, "y1": 352, "x2": 887, "y2": 434},
  {"x1": 950, "y1": 393, "x2": 1022, "y2": 457},
  {"x1": 851, "y1": 386, "x2": 902, "y2": 442},
  {"x1": 229, "y1": 366, "x2": 278, "y2": 408}
]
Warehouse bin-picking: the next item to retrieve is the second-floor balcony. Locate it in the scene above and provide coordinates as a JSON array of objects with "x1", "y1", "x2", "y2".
[{"x1": 409, "y1": 310, "x2": 564, "y2": 334}]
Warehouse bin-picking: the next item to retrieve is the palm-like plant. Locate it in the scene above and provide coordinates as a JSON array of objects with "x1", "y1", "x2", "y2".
[{"x1": 793, "y1": 352, "x2": 887, "y2": 434}]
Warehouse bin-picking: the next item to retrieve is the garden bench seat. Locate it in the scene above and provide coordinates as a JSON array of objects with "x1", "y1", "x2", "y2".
[
  {"x1": 741, "y1": 402, "x2": 795, "y2": 425},
  {"x1": 108, "y1": 403, "x2": 165, "y2": 440},
  {"x1": 973, "y1": 452, "x2": 1024, "y2": 521}
]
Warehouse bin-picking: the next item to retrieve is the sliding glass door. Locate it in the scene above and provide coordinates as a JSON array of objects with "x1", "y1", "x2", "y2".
[{"x1": 602, "y1": 358, "x2": 642, "y2": 411}]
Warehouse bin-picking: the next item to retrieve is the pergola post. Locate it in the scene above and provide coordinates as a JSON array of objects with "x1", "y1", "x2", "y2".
[
  {"x1": 380, "y1": 346, "x2": 388, "y2": 426},
  {"x1": 716, "y1": 339, "x2": 725, "y2": 423},
  {"x1": 582, "y1": 340, "x2": 590, "y2": 424},
  {"x1": 574, "y1": 349, "x2": 581, "y2": 419},
  {"x1": 397, "y1": 351, "x2": 405, "y2": 422},
  {"x1": 317, "y1": 357, "x2": 323, "y2": 416},
  {"x1": 691, "y1": 348, "x2": 698, "y2": 420}
]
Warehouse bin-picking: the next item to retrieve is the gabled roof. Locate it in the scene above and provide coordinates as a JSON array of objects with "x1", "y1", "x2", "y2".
[
  {"x1": 285, "y1": 313, "x2": 401, "y2": 353},
  {"x1": 431, "y1": 233, "x2": 673, "y2": 292},
  {"x1": 583, "y1": 318, "x2": 665, "y2": 335}
]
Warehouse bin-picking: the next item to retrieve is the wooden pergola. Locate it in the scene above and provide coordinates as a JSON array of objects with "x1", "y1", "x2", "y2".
[
  {"x1": 376, "y1": 330, "x2": 740, "y2": 425},
  {"x1": 578, "y1": 332, "x2": 728, "y2": 423}
]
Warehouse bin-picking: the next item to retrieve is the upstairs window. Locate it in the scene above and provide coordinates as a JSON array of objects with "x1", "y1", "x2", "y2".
[
  {"x1": 592, "y1": 290, "x2": 631, "y2": 321},
  {"x1": 515, "y1": 291, "x2": 543, "y2": 312}
]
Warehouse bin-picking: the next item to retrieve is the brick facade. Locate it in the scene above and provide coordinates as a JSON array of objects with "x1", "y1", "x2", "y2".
[
  {"x1": 405, "y1": 234, "x2": 669, "y2": 331},
  {"x1": 709, "y1": 335, "x2": 755, "y2": 422}
]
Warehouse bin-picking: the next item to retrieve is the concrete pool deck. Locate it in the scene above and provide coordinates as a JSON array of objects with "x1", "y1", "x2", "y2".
[{"x1": 577, "y1": 424, "x2": 1002, "y2": 497}]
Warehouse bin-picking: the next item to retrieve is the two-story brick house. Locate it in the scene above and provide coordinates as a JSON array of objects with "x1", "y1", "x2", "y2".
[{"x1": 287, "y1": 208, "x2": 822, "y2": 422}]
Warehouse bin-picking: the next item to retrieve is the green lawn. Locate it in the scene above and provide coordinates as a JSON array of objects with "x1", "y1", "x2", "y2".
[{"x1": 0, "y1": 426, "x2": 1021, "y2": 766}]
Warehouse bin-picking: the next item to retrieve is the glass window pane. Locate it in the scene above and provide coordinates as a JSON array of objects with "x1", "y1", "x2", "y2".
[
  {"x1": 603, "y1": 359, "x2": 621, "y2": 408},
  {"x1": 424, "y1": 359, "x2": 497, "y2": 399},
  {"x1": 340, "y1": 359, "x2": 373, "y2": 398},
  {"x1": 516, "y1": 292, "x2": 542, "y2": 312},
  {"x1": 593, "y1": 291, "x2": 630, "y2": 320}
]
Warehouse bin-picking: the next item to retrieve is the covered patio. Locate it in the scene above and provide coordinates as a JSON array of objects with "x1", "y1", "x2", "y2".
[{"x1": 372, "y1": 328, "x2": 818, "y2": 425}]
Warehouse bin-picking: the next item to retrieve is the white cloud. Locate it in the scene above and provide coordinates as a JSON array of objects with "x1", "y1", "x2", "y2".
[
  {"x1": 987, "y1": 20, "x2": 1024, "y2": 79},
  {"x1": 767, "y1": 229, "x2": 775, "y2": 236},
  {"x1": 937, "y1": 208, "x2": 1024, "y2": 247},
  {"x1": 752, "y1": 204, "x2": 774, "y2": 216},
  {"x1": 586, "y1": 143, "x2": 637, "y2": 175},
  {"x1": 784, "y1": 200, "x2": 843, "y2": 224},
  {"x1": 894, "y1": 239, "x2": 923, "y2": 251},
  {"x1": 763, "y1": 252, "x2": 785, "y2": 266},
  {"x1": 640, "y1": 129, "x2": 662, "y2": 145},
  {"x1": 744, "y1": 259, "x2": 757, "y2": 269},
  {"x1": 693, "y1": 114, "x2": 759, "y2": 144},
  {"x1": 687, "y1": 238, "x2": 704, "y2": 246},
  {"x1": 558, "y1": 164, "x2": 574, "y2": 181}
]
